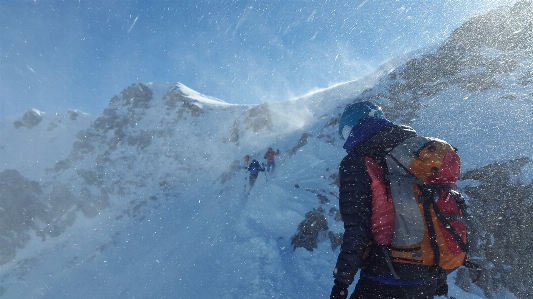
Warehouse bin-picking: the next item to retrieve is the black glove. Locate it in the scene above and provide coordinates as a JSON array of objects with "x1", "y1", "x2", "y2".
[
  {"x1": 435, "y1": 278, "x2": 448, "y2": 297},
  {"x1": 330, "y1": 280, "x2": 348, "y2": 299}
]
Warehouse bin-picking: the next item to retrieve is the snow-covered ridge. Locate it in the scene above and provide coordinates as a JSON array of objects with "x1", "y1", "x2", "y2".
[{"x1": 175, "y1": 82, "x2": 231, "y2": 106}]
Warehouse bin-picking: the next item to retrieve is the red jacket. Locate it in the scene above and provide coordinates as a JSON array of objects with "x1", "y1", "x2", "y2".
[{"x1": 264, "y1": 149, "x2": 279, "y2": 162}]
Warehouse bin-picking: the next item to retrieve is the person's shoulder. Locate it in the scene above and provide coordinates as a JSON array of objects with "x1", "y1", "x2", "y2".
[
  {"x1": 340, "y1": 150, "x2": 365, "y2": 166},
  {"x1": 375, "y1": 123, "x2": 417, "y2": 147},
  {"x1": 397, "y1": 124, "x2": 416, "y2": 134}
]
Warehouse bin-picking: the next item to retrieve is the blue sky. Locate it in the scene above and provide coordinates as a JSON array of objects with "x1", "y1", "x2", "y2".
[{"x1": 0, "y1": 0, "x2": 519, "y2": 116}]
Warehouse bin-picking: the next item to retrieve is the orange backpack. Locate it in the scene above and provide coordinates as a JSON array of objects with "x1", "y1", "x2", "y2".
[{"x1": 368, "y1": 136, "x2": 468, "y2": 276}]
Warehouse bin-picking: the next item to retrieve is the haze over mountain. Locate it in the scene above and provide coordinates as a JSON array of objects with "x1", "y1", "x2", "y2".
[{"x1": 0, "y1": 2, "x2": 532, "y2": 298}]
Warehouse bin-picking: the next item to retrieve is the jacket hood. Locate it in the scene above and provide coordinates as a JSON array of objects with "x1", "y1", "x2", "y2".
[
  {"x1": 343, "y1": 117, "x2": 417, "y2": 155},
  {"x1": 343, "y1": 118, "x2": 395, "y2": 153}
]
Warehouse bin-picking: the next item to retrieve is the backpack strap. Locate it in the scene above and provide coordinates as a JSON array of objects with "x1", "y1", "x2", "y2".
[
  {"x1": 423, "y1": 200, "x2": 441, "y2": 266},
  {"x1": 432, "y1": 203, "x2": 469, "y2": 253},
  {"x1": 449, "y1": 190, "x2": 470, "y2": 219},
  {"x1": 381, "y1": 246, "x2": 401, "y2": 279},
  {"x1": 386, "y1": 173, "x2": 425, "y2": 186}
]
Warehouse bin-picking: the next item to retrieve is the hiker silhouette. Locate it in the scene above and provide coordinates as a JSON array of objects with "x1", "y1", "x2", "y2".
[
  {"x1": 263, "y1": 147, "x2": 279, "y2": 174},
  {"x1": 247, "y1": 159, "x2": 265, "y2": 189},
  {"x1": 330, "y1": 101, "x2": 469, "y2": 299}
]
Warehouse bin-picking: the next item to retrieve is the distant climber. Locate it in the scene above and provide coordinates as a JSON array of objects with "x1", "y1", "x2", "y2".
[
  {"x1": 263, "y1": 147, "x2": 279, "y2": 174},
  {"x1": 245, "y1": 154, "x2": 250, "y2": 167},
  {"x1": 247, "y1": 159, "x2": 265, "y2": 189}
]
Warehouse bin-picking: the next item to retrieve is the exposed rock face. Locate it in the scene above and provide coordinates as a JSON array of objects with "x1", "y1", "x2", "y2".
[
  {"x1": 289, "y1": 133, "x2": 311, "y2": 157},
  {"x1": 13, "y1": 109, "x2": 43, "y2": 129},
  {"x1": 244, "y1": 103, "x2": 273, "y2": 132},
  {"x1": 460, "y1": 157, "x2": 533, "y2": 299},
  {"x1": 291, "y1": 207, "x2": 328, "y2": 251},
  {"x1": 447, "y1": 2, "x2": 533, "y2": 52},
  {"x1": 229, "y1": 120, "x2": 240, "y2": 143},
  {"x1": 108, "y1": 83, "x2": 153, "y2": 109},
  {"x1": 0, "y1": 170, "x2": 42, "y2": 263},
  {"x1": 350, "y1": 1, "x2": 533, "y2": 126},
  {"x1": 177, "y1": 101, "x2": 204, "y2": 118},
  {"x1": 163, "y1": 85, "x2": 205, "y2": 119}
]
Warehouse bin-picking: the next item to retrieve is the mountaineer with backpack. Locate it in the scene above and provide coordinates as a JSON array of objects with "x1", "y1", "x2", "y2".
[
  {"x1": 264, "y1": 147, "x2": 280, "y2": 174},
  {"x1": 330, "y1": 101, "x2": 470, "y2": 299},
  {"x1": 247, "y1": 159, "x2": 265, "y2": 190}
]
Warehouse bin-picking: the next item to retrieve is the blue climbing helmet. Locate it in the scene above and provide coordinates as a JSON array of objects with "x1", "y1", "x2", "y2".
[{"x1": 338, "y1": 101, "x2": 386, "y2": 139}]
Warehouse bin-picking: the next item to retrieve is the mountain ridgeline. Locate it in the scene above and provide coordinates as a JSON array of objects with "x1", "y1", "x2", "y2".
[{"x1": 0, "y1": 2, "x2": 532, "y2": 298}]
